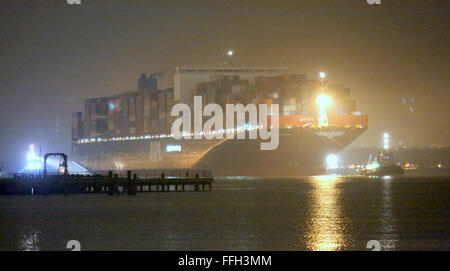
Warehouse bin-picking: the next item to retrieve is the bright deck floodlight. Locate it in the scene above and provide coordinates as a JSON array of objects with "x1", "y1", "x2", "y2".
[
  {"x1": 227, "y1": 50, "x2": 233, "y2": 56},
  {"x1": 317, "y1": 94, "x2": 331, "y2": 128},
  {"x1": 319, "y1": 72, "x2": 326, "y2": 79},
  {"x1": 316, "y1": 94, "x2": 331, "y2": 107},
  {"x1": 326, "y1": 154, "x2": 338, "y2": 170}
]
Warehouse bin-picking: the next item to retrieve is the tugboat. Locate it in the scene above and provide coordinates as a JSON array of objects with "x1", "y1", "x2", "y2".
[
  {"x1": 361, "y1": 150, "x2": 404, "y2": 176},
  {"x1": 361, "y1": 133, "x2": 404, "y2": 176}
]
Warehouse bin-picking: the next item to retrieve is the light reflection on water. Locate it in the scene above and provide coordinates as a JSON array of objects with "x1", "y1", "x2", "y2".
[
  {"x1": 0, "y1": 176, "x2": 448, "y2": 250},
  {"x1": 379, "y1": 178, "x2": 399, "y2": 250},
  {"x1": 304, "y1": 175, "x2": 346, "y2": 251}
]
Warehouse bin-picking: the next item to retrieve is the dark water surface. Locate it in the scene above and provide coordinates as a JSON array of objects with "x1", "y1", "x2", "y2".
[{"x1": 0, "y1": 176, "x2": 449, "y2": 251}]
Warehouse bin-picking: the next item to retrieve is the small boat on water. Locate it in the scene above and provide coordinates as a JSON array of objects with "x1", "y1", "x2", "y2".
[{"x1": 361, "y1": 149, "x2": 404, "y2": 176}]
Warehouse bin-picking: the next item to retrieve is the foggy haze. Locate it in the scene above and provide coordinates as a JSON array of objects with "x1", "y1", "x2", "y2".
[{"x1": 0, "y1": 0, "x2": 449, "y2": 171}]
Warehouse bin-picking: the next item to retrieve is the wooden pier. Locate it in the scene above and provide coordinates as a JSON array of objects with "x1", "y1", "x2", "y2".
[{"x1": 0, "y1": 169, "x2": 213, "y2": 195}]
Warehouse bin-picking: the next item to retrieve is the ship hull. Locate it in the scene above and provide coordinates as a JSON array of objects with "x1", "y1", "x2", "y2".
[
  {"x1": 362, "y1": 165, "x2": 404, "y2": 176},
  {"x1": 72, "y1": 127, "x2": 366, "y2": 176}
]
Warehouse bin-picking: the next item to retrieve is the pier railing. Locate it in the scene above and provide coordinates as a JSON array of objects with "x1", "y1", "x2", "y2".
[
  {"x1": 90, "y1": 169, "x2": 213, "y2": 179},
  {"x1": 2, "y1": 169, "x2": 213, "y2": 180},
  {"x1": 0, "y1": 169, "x2": 213, "y2": 195}
]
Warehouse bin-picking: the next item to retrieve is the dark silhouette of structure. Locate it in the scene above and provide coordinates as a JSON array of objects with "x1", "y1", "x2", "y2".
[
  {"x1": 137, "y1": 73, "x2": 157, "y2": 91},
  {"x1": 43, "y1": 153, "x2": 68, "y2": 176}
]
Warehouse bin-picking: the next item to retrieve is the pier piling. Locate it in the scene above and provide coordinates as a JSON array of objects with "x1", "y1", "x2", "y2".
[
  {"x1": 107, "y1": 171, "x2": 114, "y2": 195},
  {"x1": 127, "y1": 172, "x2": 137, "y2": 195}
]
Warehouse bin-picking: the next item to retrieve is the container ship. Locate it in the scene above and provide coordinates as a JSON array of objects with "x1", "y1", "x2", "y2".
[{"x1": 71, "y1": 67, "x2": 368, "y2": 176}]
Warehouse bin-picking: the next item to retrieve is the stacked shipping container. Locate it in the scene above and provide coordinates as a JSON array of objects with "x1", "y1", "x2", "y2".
[
  {"x1": 74, "y1": 72, "x2": 361, "y2": 142},
  {"x1": 80, "y1": 86, "x2": 174, "y2": 140}
]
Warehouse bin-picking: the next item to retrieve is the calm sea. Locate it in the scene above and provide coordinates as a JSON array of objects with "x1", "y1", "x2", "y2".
[{"x1": 0, "y1": 176, "x2": 449, "y2": 251}]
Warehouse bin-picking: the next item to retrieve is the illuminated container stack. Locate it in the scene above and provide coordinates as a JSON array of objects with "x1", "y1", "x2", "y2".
[
  {"x1": 189, "y1": 73, "x2": 356, "y2": 121},
  {"x1": 72, "y1": 74, "x2": 175, "y2": 143},
  {"x1": 135, "y1": 91, "x2": 144, "y2": 135},
  {"x1": 149, "y1": 92, "x2": 159, "y2": 133},
  {"x1": 71, "y1": 112, "x2": 84, "y2": 142},
  {"x1": 165, "y1": 89, "x2": 174, "y2": 132},
  {"x1": 72, "y1": 71, "x2": 365, "y2": 144}
]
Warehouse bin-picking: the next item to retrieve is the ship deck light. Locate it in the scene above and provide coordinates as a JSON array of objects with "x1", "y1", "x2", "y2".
[
  {"x1": 317, "y1": 94, "x2": 331, "y2": 128},
  {"x1": 316, "y1": 94, "x2": 331, "y2": 107}
]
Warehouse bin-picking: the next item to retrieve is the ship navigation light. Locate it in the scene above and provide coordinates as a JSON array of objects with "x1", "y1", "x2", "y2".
[{"x1": 383, "y1": 133, "x2": 390, "y2": 150}]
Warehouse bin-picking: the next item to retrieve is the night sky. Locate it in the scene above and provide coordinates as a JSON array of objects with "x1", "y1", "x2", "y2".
[{"x1": 0, "y1": 0, "x2": 449, "y2": 170}]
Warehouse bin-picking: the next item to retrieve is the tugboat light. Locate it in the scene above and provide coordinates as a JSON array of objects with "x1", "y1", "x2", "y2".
[{"x1": 24, "y1": 144, "x2": 43, "y2": 171}]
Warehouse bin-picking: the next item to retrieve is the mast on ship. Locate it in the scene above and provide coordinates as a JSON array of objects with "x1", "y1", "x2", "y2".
[{"x1": 216, "y1": 50, "x2": 234, "y2": 67}]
